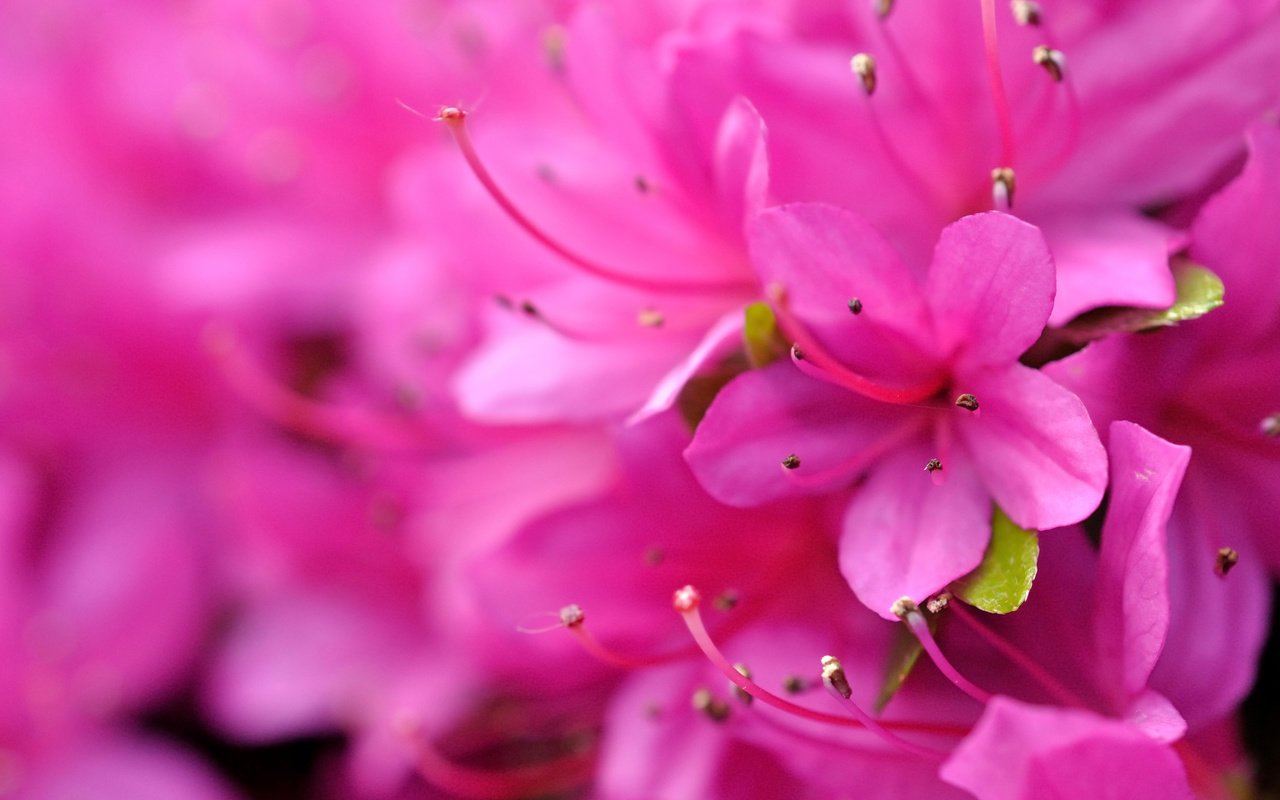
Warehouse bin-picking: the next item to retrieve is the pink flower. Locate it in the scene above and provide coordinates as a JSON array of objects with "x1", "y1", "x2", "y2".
[{"x1": 687, "y1": 207, "x2": 1106, "y2": 616}]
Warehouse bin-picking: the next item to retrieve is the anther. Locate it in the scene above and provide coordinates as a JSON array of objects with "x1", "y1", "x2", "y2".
[
  {"x1": 1011, "y1": 0, "x2": 1041, "y2": 25},
  {"x1": 820, "y1": 655, "x2": 853, "y2": 699},
  {"x1": 436, "y1": 106, "x2": 466, "y2": 122},
  {"x1": 713, "y1": 590, "x2": 740, "y2": 611},
  {"x1": 850, "y1": 53, "x2": 878, "y2": 96},
  {"x1": 1260, "y1": 413, "x2": 1280, "y2": 437},
  {"x1": 924, "y1": 459, "x2": 943, "y2": 473},
  {"x1": 692, "y1": 688, "x2": 731, "y2": 722},
  {"x1": 559, "y1": 604, "x2": 585, "y2": 628},
  {"x1": 874, "y1": 0, "x2": 895, "y2": 18},
  {"x1": 673, "y1": 585, "x2": 702, "y2": 613},
  {"x1": 891, "y1": 597, "x2": 920, "y2": 619},
  {"x1": 542, "y1": 25, "x2": 567, "y2": 72},
  {"x1": 1215, "y1": 547, "x2": 1240, "y2": 577},
  {"x1": 781, "y1": 454, "x2": 801, "y2": 470},
  {"x1": 732, "y1": 664, "x2": 754, "y2": 705},
  {"x1": 783, "y1": 675, "x2": 808, "y2": 694},
  {"x1": 991, "y1": 167, "x2": 1016, "y2": 210},
  {"x1": 926, "y1": 592, "x2": 951, "y2": 614},
  {"x1": 790, "y1": 344, "x2": 805, "y2": 361},
  {"x1": 895, "y1": 597, "x2": 993, "y2": 704},
  {"x1": 847, "y1": 297, "x2": 864, "y2": 315},
  {"x1": 954, "y1": 393, "x2": 980, "y2": 412},
  {"x1": 1033, "y1": 46, "x2": 1066, "y2": 82},
  {"x1": 637, "y1": 308, "x2": 665, "y2": 328},
  {"x1": 634, "y1": 175, "x2": 651, "y2": 194}
]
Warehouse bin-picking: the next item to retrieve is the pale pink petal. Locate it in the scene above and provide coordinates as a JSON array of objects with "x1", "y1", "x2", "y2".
[
  {"x1": 840, "y1": 445, "x2": 990, "y2": 620},
  {"x1": 954, "y1": 365, "x2": 1107, "y2": 530},
  {"x1": 924, "y1": 212, "x2": 1055, "y2": 369},
  {"x1": 1092, "y1": 422, "x2": 1188, "y2": 706},
  {"x1": 1124, "y1": 689, "x2": 1187, "y2": 744}
]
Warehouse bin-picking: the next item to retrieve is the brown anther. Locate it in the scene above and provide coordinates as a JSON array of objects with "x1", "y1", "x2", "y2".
[
  {"x1": 874, "y1": 0, "x2": 895, "y2": 19},
  {"x1": 791, "y1": 344, "x2": 805, "y2": 361},
  {"x1": 1033, "y1": 45, "x2": 1066, "y2": 82},
  {"x1": 820, "y1": 655, "x2": 853, "y2": 699},
  {"x1": 1260, "y1": 413, "x2": 1280, "y2": 437},
  {"x1": 559, "y1": 604, "x2": 585, "y2": 627},
  {"x1": 634, "y1": 175, "x2": 652, "y2": 194},
  {"x1": 926, "y1": 592, "x2": 951, "y2": 614},
  {"x1": 732, "y1": 664, "x2": 754, "y2": 705},
  {"x1": 850, "y1": 53, "x2": 878, "y2": 96},
  {"x1": 643, "y1": 547, "x2": 665, "y2": 566},
  {"x1": 954, "y1": 393, "x2": 980, "y2": 412},
  {"x1": 890, "y1": 596, "x2": 920, "y2": 619},
  {"x1": 782, "y1": 675, "x2": 807, "y2": 695},
  {"x1": 781, "y1": 454, "x2": 801, "y2": 470},
  {"x1": 991, "y1": 167, "x2": 1017, "y2": 209},
  {"x1": 518, "y1": 300, "x2": 541, "y2": 318},
  {"x1": 1215, "y1": 547, "x2": 1240, "y2": 577},
  {"x1": 925, "y1": 458, "x2": 943, "y2": 473},
  {"x1": 692, "y1": 688, "x2": 731, "y2": 722},
  {"x1": 713, "y1": 590, "x2": 740, "y2": 612},
  {"x1": 848, "y1": 297, "x2": 864, "y2": 315},
  {"x1": 436, "y1": 106, "x2": 466, "y2": 122},
  {"x1": 637, "y1": 307, "x2": 665, "y2": 328},
  {"x1": 1011, "y1": 0, "x2": 1041, "y2": 26},
  {"x1": 673, "y1": 585, "x2": 702, "y2": 613}
]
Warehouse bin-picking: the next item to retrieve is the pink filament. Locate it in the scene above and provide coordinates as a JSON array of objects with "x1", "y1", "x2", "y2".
[
  {"x1": 903, "y1": 611, "x2": 993, "y2": 704},
  {"x1": 948, "y1": 601, "x2": 1086, "y2": 707},
  {"x1": 979, "y1": 0, "x2": 1017, "y2": 171},
  {"x1": 821, "y1": 677, "x2": 948, "y2": 761},
  {"x1": 566, "y1": 622, "x2": 698, "y2": 669}
]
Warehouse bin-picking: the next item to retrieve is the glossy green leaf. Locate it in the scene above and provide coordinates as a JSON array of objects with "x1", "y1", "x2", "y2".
[
  {"x1": 743, "y1": 302, "x2": 785, "y2": 368},
  {"x1": 1057, "y1": 260, "x2": 1224, "y2": 345},
  {"x1": 951, "y1": 507, "x2": 1039, "y2": 614}
]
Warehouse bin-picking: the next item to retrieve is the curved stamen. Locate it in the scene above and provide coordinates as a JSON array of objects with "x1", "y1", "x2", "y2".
[
  {"x1": 559, "y1": 605, "x2": 697, "y2": 669},
  {"x1": 493, "y1": 296, "x2": 621, "y2": 343},
  {"x1": 782, "y1": 417, "x2": 929, "y2": 490},
  {"x1": 979, "y1": 0, "x2": 1017, "y2": 170},
  {"x1": 851, "y1": 56, "x2": 948, "y2": 211},
  {"x1": 820, "y1": 656, "x2": 949, "y2": 760},
  {"x1": 770, "y1": 285, "x2": 944, "y2": 405},
  {"x1": 893, "y1": 598, "x2": 992, "y2": 704},
  {"x1": 204, "y1": 325, "x2": 434, "y2": 453},
  {"x1": 948, "y1": 601, "x2": 1087, "y2": 707},
  {"x1": 436, "y1": 107, "x2": 748, "y2": 296},
  {"x1": 396, "y1": 717, "x2": 592, "y2": 800},
  {"x1": 675, "y1": 586, "x2": 967, "y2": 739}
]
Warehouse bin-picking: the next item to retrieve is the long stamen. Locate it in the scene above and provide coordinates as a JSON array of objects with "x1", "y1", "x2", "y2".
[
  {"x1": 947, "y1": 601, "x2": 1087, "y2": 707},
  {"x1": 893, "y1": 598, "x2": 992, "y2": 704},
  {"x1": 851, "y1": 55, "x2": 947, "y2": 210},
  {"x1": 493, "y1": 296, "x2": 621, "y2": 343},
  {"x1": 820, "y1": 656, "x2": 948, "y2": 760},
  {"x1": 674, "y1": 586, "x2": 967, "y2": 739},
  {"x1": 558, "y1": 604, "x2": 695, "y2": 668},
  {"x1": 204, "y1": 324, "x2": 434, "y2": 452},
  {"x1": 396, "y1": 717, "x2": 592, "y2": 800},
  {"x1": 781, "y1": 417, "x2": 930, "y2": 489},
  {"x1": 769, "y1": 285, "x2": 944, "y2": 404},
  {"x1": 979, "y1": 0, "x2": 1017, "y2": 170},
  {"x1": 436, "y1": 107, "x2": 746, "y2": 296}
]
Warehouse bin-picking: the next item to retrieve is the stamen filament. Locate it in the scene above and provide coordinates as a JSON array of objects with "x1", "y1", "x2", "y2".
[
  {"x1": 820, "y1": 656, "x2": 948, "y2": 760},
  {"x1": 437, "y1": 108, "x2": 746, "y2": 296},
  {"x1": 396, "y1": 718, "x2": 592, "y2": 800},
  {"x1": 204, "y1": 325, "x2": 434, "y2": 452},
  {"x1": 769, "y1": 286, "x2": 943, "y2": 404},
  {"x1": 979, "y1": 0, "x2": 1017, "y2": 170},
  {"x1": 894, "y1": 599, "x2": 993, "y2": 704},
  {"x1": 565, "y1": 619, "x2": 695, "y2": 669},
  {"x1": 782, "y1": 417, "x2": 928, "y2": 489},
  {"x1": 948, "y1": 602, "x2": 1087, "y2": 707}
]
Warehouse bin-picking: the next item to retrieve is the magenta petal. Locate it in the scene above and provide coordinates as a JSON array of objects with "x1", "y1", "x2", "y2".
[
  {"x1": 685, "y1": 362, "x2": 902, "y2": 506},
  {"x1": 1040, "y1": 212, "x2": 1178, "y2": 326},
  {"x1": 713, "y1": 96, "x2": 770, "y2": 232},
  {"x1": 925, "y1": 212, "x2": 1055, "y2": 368},
  {"x1": 1093, "y1": 422, "x2": 1189, "y2": 706},
  {"x1": 628, "y1": 310, "x2": 743, "y2": 425},
  {"x1": 941, "y1": 697, "x2": 1194, "y2": 800},
  {"x1": 954, "y1": 364, "x2": 1107, "y2": 530},
  {"x1": 839, "y1": 445, "x2": 990, "y2": 619},
  {"x1": 1124, "y1": 689, "x2": 1187, "y2": 744}
]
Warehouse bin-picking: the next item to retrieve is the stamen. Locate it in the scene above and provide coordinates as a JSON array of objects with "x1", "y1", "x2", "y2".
[
  {"x1": 692, "y1": 688, "x2": 732, "y2": 722},
  {"x1": 633, "y1": 175, "x2": 652, "y2": 194},
  {"x1": 494, "y1": 295, "x2": 609, "y2": 342},
  {"x1": 924, "y1": 458, "x2": 943, "y2": 473},
  {"x1": 847, "y1": 298, "x2": 864, "y2": 315},
  {"x1": 1032, "y1": 45, "x2": 1066, "y2": 82},
  {"x1": 713, "y1": 590, "x2": 740, "y2": 611},
  {"x1": 1260, "y1": 413, "x2": 1280, "y2": 437},
  {"x1": 1010, "y1": 0, "x2": 1041, "y2": 26},
  {"x1": 893, "y1": 598, "x2": 992, "y2": 704},
  {"x1": 1214, "y1": 547, "x2": 1239, "y2": 577},
  {"x1": 436, "y1": 107, "x2": 746, "y2": 295},
  {"x1": 560, "y1": 604, "x2": 692, "y2": 669},
  {"x1": 979, "y1": 0, "x2": 1017, "y2": 169},
  {"x1": 874, "y1": 0, "x2": 895, "y2": 19},
  {"x1": 926, "y1": 592, "x2": 951, "y2": 614},
  {"x1": 954, "y1": 393, "x2": 980, "y2": 412},
  {"x1": 637, "y1": 308, "x2": 665, "y2": 328},
  {"x1": 991, "y1": 167, "x2": 1016, "y2": 210},
  {"x1": 782, "y1": 417, "x2": 929, "y2": 490},
  {"x1": 781, "y1": 454, "x2": 802, "y2": 470},
  {"x1": 820, "y1": 656, "x2": 948, "y2": 760},
  {"x1": 203, "y1": 324, "x2": 434, "y2": 452},
  {"x1": 946, "y1": 602, "x2": 1087, "y2": 707},
  {"x1": 395, "y1": 716, "x2": 591, "y2": 800},
  {"x1": 783, "y1": 675, "x2": 809, "y2": 694},
  {"x1": 674, "y1": 586, "x2": 966, "y2": 738},
  {"x1": 768, "y1": 284, "x2": 944, "y2": 404},
  {"x1": 732, "y1": 664, "x2": 755, "y2": 705},
  {"x1": 850, "y1": 53, "x2": 878, "y2": 96}
]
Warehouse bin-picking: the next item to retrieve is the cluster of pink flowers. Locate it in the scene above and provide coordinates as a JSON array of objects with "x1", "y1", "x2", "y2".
[{"x1": 2, "y1": 0, "x2": 1279, "y2": 797}]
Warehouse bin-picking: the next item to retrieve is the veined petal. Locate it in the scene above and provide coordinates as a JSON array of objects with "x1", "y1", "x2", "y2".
[
  {"x1": 925, "y1": 213, "x2": 1055, "y2": 369},
  {"x1": 954, "y1": 364, "x2": 1107, "y2": 530}
]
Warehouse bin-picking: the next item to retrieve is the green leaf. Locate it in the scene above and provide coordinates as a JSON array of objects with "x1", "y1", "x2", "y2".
[
  {"x1": 1057, "y1": 259, "x2": 1225, "y2": 345},
  {"x1": 874, "y1": 615, "x2": 930, "y2": 713},
  {"x1": 743, "y1": 302, "x2": 785, "y2": 368},
  {"x1": 951, "y1": 507, "x2": 1039, "y2": 614}
]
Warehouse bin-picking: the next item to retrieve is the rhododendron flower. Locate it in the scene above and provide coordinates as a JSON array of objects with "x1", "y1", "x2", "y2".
[{"x1": 688, "y1": 207, "x2": 1106, "y2": 615}]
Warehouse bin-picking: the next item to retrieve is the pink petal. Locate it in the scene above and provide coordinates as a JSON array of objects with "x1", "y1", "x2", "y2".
[
  {"x1": 713, "y1": 96, "x2": 770, "y2": 231},
  {"x1": 953, "y1": 364, "x2": 1107, "y2": 530},
  {"x1": 839, "y1": 445, "x2": 990, "y2": 619},
  {"x1": 924, "y1": 212, "x2": 1055, "y2": 369},
  {"x1": 628, "y1": 310, "x2": 743, "y2": 425},
  {"x1": 1124, "y1": 689, "x2": 1187, "y2": 744},
  {"x1": 1092, "y1": 422, "x2": 1188, "y2": 706},
  {"x1": 941, "y1": 698, "x2": 1194, "y2": 800}
]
